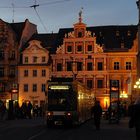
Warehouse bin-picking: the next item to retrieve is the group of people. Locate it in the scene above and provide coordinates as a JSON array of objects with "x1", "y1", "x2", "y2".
[
  {"x1": 0, "y1": 100, "x2": 45, "y2": 120},
  {"x1": 91, "y1": 98, "x2": 140, "y2": 140}
]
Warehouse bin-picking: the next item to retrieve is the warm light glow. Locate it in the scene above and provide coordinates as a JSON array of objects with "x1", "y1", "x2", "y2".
[
  {"x1": 120, "y1": 91, "x2": 128, "y2": 98},
  {"x1": 136, "y1": 81, "x2": 140, "y2": 85},
  {"x1": 104, "y1": 98, "x2": 109, "y2": 109},
  {"x1": 134, "y1": 85, "x2": 137, "y2": 88},
  {"x1": 49, "y1": 85, "x2": 69, "y2": 90}
]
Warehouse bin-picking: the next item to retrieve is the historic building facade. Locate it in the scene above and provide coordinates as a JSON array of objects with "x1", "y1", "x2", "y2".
[
  {"x1": 0, "y1": 9, "x2": 138, "y2": 109},
  {"x1": 51, "y1": 13, "x2": 138, "y2": 109},
  {"x1": 0, "y1": 19, "x2": 37, "y2": 105},
  {"x1": 18, "y1": 40, "x2": 51, "y2": 106}
]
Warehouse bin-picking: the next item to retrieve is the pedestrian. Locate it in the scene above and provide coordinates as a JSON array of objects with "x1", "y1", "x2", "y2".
[
  {"x1": 27, "y1": 101, "x2": 33, "y2": 119},
  {"x1": 129, "y1": 97, "x2": 140, "y2": 140},
  {"x1": 91, "y1": 100, "x2": 102, "y2": 130}
]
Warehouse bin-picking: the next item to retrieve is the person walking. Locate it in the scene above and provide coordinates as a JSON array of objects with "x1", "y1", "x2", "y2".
[{"x1": 91, "y1": 100, "x2": 102, "y2": 130}]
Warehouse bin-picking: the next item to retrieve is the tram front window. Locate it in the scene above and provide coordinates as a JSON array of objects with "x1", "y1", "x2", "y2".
[{"x1": 48, "y1": 89, "x2": 76, "y2": 111}]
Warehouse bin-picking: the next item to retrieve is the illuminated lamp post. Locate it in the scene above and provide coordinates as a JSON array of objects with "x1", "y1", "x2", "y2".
[{"x1": 133, "y1": 79, "x2": 140, "y2": 101}]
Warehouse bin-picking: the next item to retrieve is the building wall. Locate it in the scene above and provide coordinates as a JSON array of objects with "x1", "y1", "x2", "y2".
[
  {"x1": 18, "y1": 40, "x2": 50, "y2": 106},
  {"x1": 0, "y1": 19, "x2": 19, "y2": 102},
  {"x1": 51, "y1": 18, "x2": 138, "y2": 109}
]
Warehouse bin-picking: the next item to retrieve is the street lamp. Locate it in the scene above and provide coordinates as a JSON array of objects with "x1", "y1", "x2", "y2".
[{"x1": 133, "y1": 78, "x2": 140, "y2": 101}]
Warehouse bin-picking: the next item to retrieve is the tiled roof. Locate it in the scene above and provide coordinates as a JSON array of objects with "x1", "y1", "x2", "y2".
[
  {"x1": 10, "y1": 22, "x2": 26, "y2": 42},
  {"x1": 22, "y1": 25, "x2": 138, "y2": 54},
  {"x1": 57, "y1": 25, "x2": 137, "y2": 51}
]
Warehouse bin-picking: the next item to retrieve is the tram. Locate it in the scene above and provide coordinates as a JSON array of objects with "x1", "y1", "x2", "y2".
[{"x1": 45, "y1": 78, "x2": 94, "y2": 127}]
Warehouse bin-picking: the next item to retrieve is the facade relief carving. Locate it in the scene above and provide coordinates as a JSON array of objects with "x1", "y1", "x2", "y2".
[
  {"x1": 94, "y1": 44, "x2": 104, "y2": 53},
  {"x1": 56, "y1": 44, "x2": 65, "y2": 54}
]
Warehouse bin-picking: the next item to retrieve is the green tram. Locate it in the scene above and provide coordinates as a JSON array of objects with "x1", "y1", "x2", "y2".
[{"x1": 45, "y1": 78, "x2": 94, "y2": 127}]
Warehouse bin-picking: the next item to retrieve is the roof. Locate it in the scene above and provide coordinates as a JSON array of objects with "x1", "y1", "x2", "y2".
[
  {"x1": 22, "y1": 25, "x2": 138, "y2": 54},
  {"x1": 23, "y1": 33, "x2": 58, "y2": 54},
  {"x1": 10, "y1": 22, "x2": 26, "y2": 42},
  {"x1": 57, "y1": 25, "x2": 138, "y2": 51}
]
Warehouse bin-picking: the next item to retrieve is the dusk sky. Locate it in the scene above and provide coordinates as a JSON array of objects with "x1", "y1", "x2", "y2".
[{"x1": 0, "y1": 0, "x2": 138, "y2": 33}]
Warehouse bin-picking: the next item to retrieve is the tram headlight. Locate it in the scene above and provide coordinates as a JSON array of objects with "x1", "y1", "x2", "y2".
[{"x1": 47, "y1": 111, "x2": 53, "y2": 116}]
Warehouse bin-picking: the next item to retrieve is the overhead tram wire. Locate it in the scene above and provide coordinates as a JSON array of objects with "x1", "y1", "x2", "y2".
[{"x1": 0, "y1": 0, "x2": 71, "y2": 32}]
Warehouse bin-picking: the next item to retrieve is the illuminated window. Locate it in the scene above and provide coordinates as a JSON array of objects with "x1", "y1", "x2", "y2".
[
  {"x1": 114, "y1": 62, "x2": 119, "y2": 70},
  {"x1": 126, "y1": 62, "x2": 131, "y2": 70},
  {"x1": 57, "y1": 63, "x2": 62, "y2": 71}
]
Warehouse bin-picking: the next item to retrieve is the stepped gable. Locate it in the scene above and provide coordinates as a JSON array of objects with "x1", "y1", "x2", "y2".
[{"x1": 57, "y1": 25, "x2": 137, "y2": 51}]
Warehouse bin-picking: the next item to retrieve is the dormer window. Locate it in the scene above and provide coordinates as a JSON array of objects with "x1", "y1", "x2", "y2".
[
  {"x1": 78, "y1": 32, "x2": 82, "y2": 37},
  {"x1": 127, "y1": 30, "x2": 131, "y2": 36},
  {"x1": 116, "y1": 31, "x2": 119, "y2": 36}
]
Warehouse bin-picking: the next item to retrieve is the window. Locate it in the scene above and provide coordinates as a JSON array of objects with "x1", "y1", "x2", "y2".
[
  {"x1": 77, "y1": 45, "x2": 82, "y2": 52},
  {"x1": 33, "y1": 84, "x2": 37, "y2": 92},
  {"x1": 24, "y1": 70, "x2": 28, "y2": 77},
  {"x1": 0, "y1": 50, "x2": 4, "y2": 59},
  {"x1": 42, "y1": 84, "x2": 46, "y2": 92},
  {"x1": 57, "y1": 63, "x2": 62, "y2": 71},
  {"x1": 24, "y1": 57, "x2": 28, "y2": 63},
  {"x1": 10, "y1": 51, "x2": 15, "y2": 59},
  {"x1": 87, "y1": 80, "x2": 93, "y2": 89},
  {"x1": 126, "y1": 62, "x2": 131, "y2": 70},
  {"x1": 42, "y1": 70, "x2": 46, "y2": 77},
  {"x1": 9, "y1": 67, "x2": 15, "y2": 77},
  {"x1": 33, "y1": 70, "x2": 37, "y2": 77},
  {"x1": 88, "y1": 55, "x2": 92, "y2": 59},
  {"x1": 33, "y1": 56, "x2": 37, "y2": 63},
  {"x1": 114, "y1": 62, "x2": 119, "y2": 70},
  {"x1": 78, "y1": 32, "x2": 82, "y2": 37},
  {"x1": 0, "y1": 68, "x2": 4, "y2": 77},
  {"x1": 87, "y1": 62, "x2": 93, "y2": 71},
  {"x1": 67, "y1": 46, "x2": 72, "y2": 52},
  {"x1": 77, "y1": 62, "x2": 83, "y2": 71},
  {"x1": 0, "y1": 82, "x2": 5, "y2": 92},
  {"x1": 87, "y1": 45, "x2": 92, "y2": 51},
  {"x1": 97, "y1": 80, "x2": 103, "y2": 88},
  {"x1": 42, "y1": 57, "x2": 46, "y2": 62},
  {"x1": 24, "y1": 84, "x2": 28, "y2": 92},
  {"x1": 66, "y1": 62, "x2": 72, "y2": 71},
  {"x1": 98, "y1": 62, "x2": 103, "y2": 70}
]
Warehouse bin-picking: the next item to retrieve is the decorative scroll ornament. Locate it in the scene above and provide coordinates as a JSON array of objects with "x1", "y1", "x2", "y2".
[
  {"x1": 95, "y1": 44, "x2": 103, "y2": 53},
  {"x1": 56, "y1": 44, "x2": 65, "y2": 54},
  {"x1": 85, "y1": 31, "x2": 92, "y2": 37}
]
